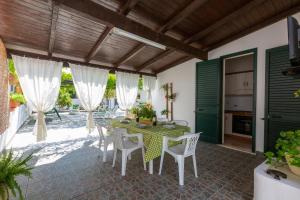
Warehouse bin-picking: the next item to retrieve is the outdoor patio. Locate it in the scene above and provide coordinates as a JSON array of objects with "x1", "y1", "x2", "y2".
[{"x1": 11, "y1": 113, "x2": 264, "y2": 200}]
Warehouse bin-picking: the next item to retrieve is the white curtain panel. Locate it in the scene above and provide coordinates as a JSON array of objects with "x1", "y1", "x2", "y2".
[
  {"x1": 116, "y1": 72, "x2": 139, "y2": 111},
  {"x1": 143, "y1": 75, "x2": 156, "y2": 101},
  {"x1": 12, "y1": 55, "x2": 62, "y2": 142},
  {"x1": 70, "y1": 64, "x2": 109, "y2": 132}
]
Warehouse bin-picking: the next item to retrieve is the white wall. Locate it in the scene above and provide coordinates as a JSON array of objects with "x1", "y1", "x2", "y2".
[
  {"x1": 152, "y1": 58, "x2": 200, "y2": 132},
  {"x1": 0, "y1": 105, "x2": 29, "y2": 152},
  {"x1": 153, "y1": 12, "x2": 300, "y2": 152}
]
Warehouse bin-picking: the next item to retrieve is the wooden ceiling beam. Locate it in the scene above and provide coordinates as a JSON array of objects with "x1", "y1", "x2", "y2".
[
  {"x1": 48, "y1": 1, "x2": 60, "y2": 56},
  {"x1": 158, "y1": 0, "x2": 208, "y2": 33},
  {"x1": 85, "y1": 27, "x2": 112, "y2": 62},
  {"x1": 185, "y1": 0, "x2": 265, "y2": 44},
  {"x1": 7, "y1": 48, "x2": 156, "y2": 77},
  {"x1": 154, "y1": 55, "x2": 193, "y2": 74},
  {"x1": 119, "y1": 0, "x2": 140, "y2": 15},
  {"x1": 205, "y1": 3, "x2": 300, "y2": 51},
  {"x1": 85, "y1": 0, "x2": 140, "y2": 63},
  {"x1": 114, "y1": 43, "x2": 145, "y2": 67},
  {"x1": 57, "y1": 0, "x2": 207, "y2": 59}
]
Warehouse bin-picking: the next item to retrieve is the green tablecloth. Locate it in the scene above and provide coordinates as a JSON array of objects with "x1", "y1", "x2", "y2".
[{"x1": 111, "y1": 120, "x2": 190, "y2": 162}]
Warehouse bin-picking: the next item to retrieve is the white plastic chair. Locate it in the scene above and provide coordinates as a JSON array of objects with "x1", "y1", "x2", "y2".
[
  {"x1": 159, "y1": 133, "x2": 201, "y2": 185},
  {"x1": 97, "y1": 125, "x2": 114, "y2": 162},
  {"x1": 171, "y1": 120, "x2": 189, "y2": 127},
  {"x1": 112, "y1": 128, "x2": 146, "y2": 176}
]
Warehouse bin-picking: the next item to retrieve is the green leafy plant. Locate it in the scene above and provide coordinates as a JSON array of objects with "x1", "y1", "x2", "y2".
[
  {"x1": 161, "y1": 109, "x2": 168, "y2": 116},
  {"x1": 57, "y1": 87, "x2": 72, "y2": 108},
  {"x1": 10, "y1": 93, "x2": 25, "y2": 104},
  {"x1": 265, "y1": 130, "x2": 300, "y2": 168},
  {"x1": 131, "y1": 103, "x2": 155, "y2": 119},
  {"x1": 168, "y1": 93, "x2": 177, "y2": 100},
  {"x1": 8, "y1": 59, "x2": 18, "y2": 80},
  {"x1": 294, "y1": 89, "x2": 300, "y2": 97},
  {"x1": 0, "y1": 150, "x2": 33, "y2": 200}
]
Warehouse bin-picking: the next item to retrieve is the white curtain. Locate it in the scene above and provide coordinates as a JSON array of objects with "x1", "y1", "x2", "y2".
[
  {"x1": 143, "y1": 75, "x2": 156, "y2": 101},
  {"x1": 70, "y1": 64, "x2": 108, "y2": 133},
  {"x1": 116, "y1": 72, "x2": 139, "y2": 111},
  {"x1": 12, "y1": 55, "x2": 62, "y2": 142}
]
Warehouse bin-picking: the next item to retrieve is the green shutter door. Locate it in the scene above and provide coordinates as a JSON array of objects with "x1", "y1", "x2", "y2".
[
  {"x1": 265, "y1": 46, "x2": 300, "y2": 151},
  {"x1": 196, "y1": 59, "x2": 222, "y2": 143}
]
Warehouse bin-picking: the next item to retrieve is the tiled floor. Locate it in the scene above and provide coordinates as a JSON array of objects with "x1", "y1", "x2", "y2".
[{"x1": 11, "y1": 113, "x2": 265, "y2": 200}]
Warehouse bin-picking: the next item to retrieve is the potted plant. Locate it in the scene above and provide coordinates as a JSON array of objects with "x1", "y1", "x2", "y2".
[
  {"x1": 0, "y1": 150, "x2": 33, "y2": 200},
  {"x1": 161, "y1": 109, "x2": 168, "y2": 119},
  {"x1": 130, "y1": 106, "x2": 140, "y2": 122},
  {"x1": 168, "y1": 93, "x2": 177, "y2": 102},
  {"x1": 265, "y1": 130, "x2": 300, "y2": 176},
  {"x1": 137, "y1": 103, "x2": 155, "y2": 125},
  {"x1": 57, "y1": 87, "x2": 72, "y2": 110},
  {"x1": 9, "y1": 93, "x2": 26, "y2": 111}
]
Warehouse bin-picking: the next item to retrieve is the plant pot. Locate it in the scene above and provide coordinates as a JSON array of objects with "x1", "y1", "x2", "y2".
[
  {"x1": 285, "y1": 154, "x2": 300, "y2": 176},
  {"x1": 0, "y1": 183, "x2": 8, "y2": 200},
  {"x1": 139, "y1": 118, "x2": 152, "y2": 125},
  {"x1": 9, "y1": 100, "x2": 19, "y2": 111}
]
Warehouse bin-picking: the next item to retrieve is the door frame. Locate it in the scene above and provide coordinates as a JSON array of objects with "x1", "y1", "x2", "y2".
[{"x1": 220, "y1": 48, "x2": 258, "y2": 153}]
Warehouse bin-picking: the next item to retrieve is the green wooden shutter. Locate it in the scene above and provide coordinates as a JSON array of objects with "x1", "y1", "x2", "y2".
[
  {"x1": 265, "y1": 45, "x2": 300, "y2": 151},
  {"x1": 196, "y1": 58, "x2": 222, "y2": 143}
]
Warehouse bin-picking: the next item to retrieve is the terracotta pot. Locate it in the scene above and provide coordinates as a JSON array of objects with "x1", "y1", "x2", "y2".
[
  {"x1": 9, "y1": 100, "x2": 19, "y2": 111},
  {"x1": 285, "y1": 154, "x2": 300, "y2": 176},
  {"x1": 139, "y1": 118, "x2": 152, "y2": 125},
  {"x1": 0, "y1": 183, "x2": 8, "y2": 200}
]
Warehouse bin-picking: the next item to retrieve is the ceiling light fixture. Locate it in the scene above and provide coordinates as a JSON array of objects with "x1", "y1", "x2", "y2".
[{"x1": 113, "y1": 27, "x2": 166, "y2": 50}]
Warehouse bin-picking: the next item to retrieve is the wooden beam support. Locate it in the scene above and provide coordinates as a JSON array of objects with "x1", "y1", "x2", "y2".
[
  {"x1": 85, "y1": 27, "x2": 112, "y2": 62},
  {"x1": 114, "y1": 43, "x2": 145, "y2": 67},
  {"x1": 206, "y1": 3, "x2": 300, "y2": 51},
  {"x1": 119, "y1": 0, "x2": 140, "y2": 15},
  {"x1": 7, "y1": 48, "x2": 156, "y2": 77},
  {"x1": 154, "y1": 55, "x2": 193, "y2": 74},
  {"x1": 158, "y1": 0, "x2": 208, "y2": 33},
  {"x1": 135, "y1": 49, "x2": 174, "y2": 71},
  {"x1": 57, "y1": 0, "x2": 207, "y2": 59},
  {"x1": 48, "y1": 1, "x2": 60, "y2": 56},
  {"x1": 185, "y1": 0, "x2": 265, "y2": 44}
]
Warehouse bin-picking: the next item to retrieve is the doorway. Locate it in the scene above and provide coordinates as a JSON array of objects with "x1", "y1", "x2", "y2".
[{"x1": 222, "y1": 52, "x2": 256, "y2": 153}]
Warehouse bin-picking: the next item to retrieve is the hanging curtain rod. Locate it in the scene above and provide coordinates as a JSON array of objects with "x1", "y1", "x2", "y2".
[{"x1": 6, "y1": 49, "x2": 157, "y2": 77}]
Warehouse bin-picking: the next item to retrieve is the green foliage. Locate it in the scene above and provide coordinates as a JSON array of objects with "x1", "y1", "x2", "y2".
[
  {"x1": 295, "y1": 89, "x2": 300, "y2": 97},
  {"x1": 265, "y1": 130, "x2": 300, "y2": 167},
  {"x1": 0, "y1": 150, "x2": 33, "y2": 200},
  {"x1": 138, "y1": 78, "x2": 143, "y2": 90},
  {"x1": 161, "y1": 109, "x2": 168, "y2": 115},
  {"x1": 8, "y1": 59, "x2": 18, "y2": 80},
  {"x1": 131, "y1": 103, "x2": 155, "y2": 119},
  {"x1": 57, "y1": 87, "x2": 72, "y2": 108},
  {"x1": 104, "y1": 74, "x2": 116, "y2": 99},
  {"x1": 10, "y1": 93, "x2": 26, "y2": 104}
]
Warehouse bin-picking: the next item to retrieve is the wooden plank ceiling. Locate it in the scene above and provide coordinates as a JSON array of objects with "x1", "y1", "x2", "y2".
[{"x1": 1, "y1": 0, "x2": 300, "y2": 76}]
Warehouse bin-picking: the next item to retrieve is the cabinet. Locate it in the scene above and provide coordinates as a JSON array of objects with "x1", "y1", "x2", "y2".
[{"x1": 225, "y1": 72, "x2": 253, "y2": 95}]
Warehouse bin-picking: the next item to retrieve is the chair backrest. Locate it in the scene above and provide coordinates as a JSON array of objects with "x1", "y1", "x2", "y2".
[
  {"x1": 112, "y1": 128, "x2": 127, "y2": 150},
  {"x1": 184, "y1": 133, "x2": 201, "y2": 155},
  {"x1": 172, "y1": 120, "x2": 188, "y2": 127},
  {"x1": 97, "y1": 125, "x2": 109, "y2": 138}
]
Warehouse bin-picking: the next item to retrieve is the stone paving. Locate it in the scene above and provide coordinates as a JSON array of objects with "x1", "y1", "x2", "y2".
[{"x1": 11, "y1": 112, "x2": 265, "y2": 200}]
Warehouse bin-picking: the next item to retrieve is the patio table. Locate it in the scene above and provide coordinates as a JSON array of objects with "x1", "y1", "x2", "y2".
[{"x1": 111, "y1": 120, "x2": 190, "y2": 174}]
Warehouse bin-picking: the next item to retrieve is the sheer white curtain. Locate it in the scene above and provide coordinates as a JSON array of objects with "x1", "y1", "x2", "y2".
[
  {"x1": 143, "y1": 75, "x2": 156, "y2": 101},
  {"x1": 12, "y1": 55, "x2": 62, "y2": 142},
  {"x1": 116, "y1": 72, "x2": 139, "y2": 112},
  {"x1": 70, "y1": 64, "x2": 108, "y2": 133}
]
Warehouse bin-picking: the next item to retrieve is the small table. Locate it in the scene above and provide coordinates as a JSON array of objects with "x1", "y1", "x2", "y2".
[
  {"x1": 254, "y1": 162, "x2": 300, "y2": 200},
  {"x1": 111, "y1": 120, "x2": 190, "y2": 174}
]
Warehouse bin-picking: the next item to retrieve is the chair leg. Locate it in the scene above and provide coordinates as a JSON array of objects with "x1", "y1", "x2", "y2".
[
  {"x1": 178, "y1": 157, "x2": 185, "y2": 186},
  {"x1": 103, "y1": 140, "x2": 108, "y2": 162},
  {"x1": 112, "y1": 149, "x2": 117, "y2": 167},
  {"x1": 121, "y1": 150, "x2": 127, "y2": 176},
  {"x1": 158, "y1": 151, "x2": 165, "y2": 175},
  {"x1": 142, "y1": 147, "x2": 146, "y2": 170},
  {"x1": 192, "y1": 154, "x2": 198, "y2": 178}
]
